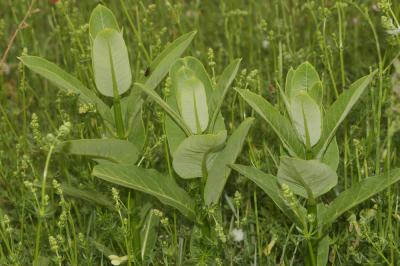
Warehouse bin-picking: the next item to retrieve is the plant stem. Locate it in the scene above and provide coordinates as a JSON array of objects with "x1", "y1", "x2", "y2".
[
  {"x1": 306, "y1": 238, "x2": 317, "y2": 266},
  {"x1": 337, "y1": 2, "x2": 346, "y2": 90},
  {"x1": 108, "y1": 43, "x2": 126, "y2": 139},
  {"x1": 34, "y1": 144, "x2": 55, "y2": 266},
  {"x1": 113, "y1": 97, "x2": 125, "y2": 139}
]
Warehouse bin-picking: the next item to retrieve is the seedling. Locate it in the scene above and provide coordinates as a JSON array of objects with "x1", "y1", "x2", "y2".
[{"x1": 231, "y1": 62, "x2": 400, "y2": 265}]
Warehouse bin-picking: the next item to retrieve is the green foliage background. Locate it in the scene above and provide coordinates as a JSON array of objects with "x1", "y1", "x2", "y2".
[{"x1": 1, "y1": 0, "x2": 400, "y2": 265}]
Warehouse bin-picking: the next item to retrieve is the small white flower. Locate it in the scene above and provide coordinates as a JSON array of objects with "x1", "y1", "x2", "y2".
[
  {"x1": 262, "y1": 39, "x2": 269, "y2": 49},
  {"x1": 230, "y1": 228, "x2": 244, "y2": 242},
  {"x1": 387, "y1": 28, "x2": 400, "y2": 35},
  {"x1": 109, "y1": 255, "x2": 128, "y2": 266}
]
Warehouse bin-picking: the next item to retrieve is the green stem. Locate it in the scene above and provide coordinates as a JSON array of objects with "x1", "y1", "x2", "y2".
[
  {"x1": 108, "y1": 43, "x2": 126, "y2": 139},
  {"x1": 307, "y1": 238, "x2": 317, "y2": 266},
  {"x1": 337, "y1": 2, "x2": 346, "y2": 90},
  {"x1": 113, "y1": 97, "x2": 125, "y2": 139},
  {"x1": 34, "y1": 144, "x2": 55, "y2": 266}
]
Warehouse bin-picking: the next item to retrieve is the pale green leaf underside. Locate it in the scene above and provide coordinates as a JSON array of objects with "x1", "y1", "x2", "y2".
[
  {"x1": 277, "y1": 157, "x2": 338, "y2": 199},
  {"x1": 320, "y1": 168, "x2": 400, "y2": 228},
  {"x1": 309, "y1": 81, "x2": 323, "y2": 105},
  {"x1": 173, "y1": 131, "x2": 227, "y2": 179},
  {"x1": 236, "y1": 89, "x2": 304, "y2": 157},
  {"x1": 124, "y1": 31, "x2": 196, "y2": 144},
  {"x1": 175, "y1": 68, "x2": 209, "y2": 134},
  {"x1": 230, "y1": 164, "x2": 306, "y2": 228},
  {"x1": 93, "y1": 164, "x2": 196, "y2": 220},
  {"x1": 89, "y1": 4, "x2": 119, "y2": 39},
  {"x1": 93, "y1": 29, "x2": 132, "y2": 97},
  {"x1": 290, "y1": 92, "x2": 322, "y2": 147},
  {"x1": 204, "y1": 117, "x2": 254, "y2": 205},
  {"x1": 290, "y1": 62, "x2": 320, "y2": 99},
  {"x1": 57, "y1": 139, "x2": 139, "y2": 164},
  {"x1": 170, "y1": 56, "x2": 214, "y2": 103}
]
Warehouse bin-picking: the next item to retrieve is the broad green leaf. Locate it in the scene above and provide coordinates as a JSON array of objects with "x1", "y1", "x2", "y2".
[
  {"x1": 290, "y1": 92, "x2": 322, "y2": 147},
  {"x1": 284, "y1": 67, "x2": 294, "y2": 95},
  {"x1": 317, "y1": 235, "x2": 330, "y2": 266},
  {"x1": 236, "y1": 88, "x2": 304, "y2": 157},
  {"x1": 322, "y1": 138, "x2": 339, "y2": 171},
  {"x1": 114, "y1": 95, "x2": 146, "y2": 151},
  {"x1": 309, "y1": 81, "x2": 323, "y2": 106},
  {"x1": 135, "y1": 82, "x2": 192, "y2": 136},
  {"x1": 19, "y1": 56, "x2": 113, "y2": 123},
  {"x1": 60, "y1": 183, "x2": 114, "y2": 209},
  {"x1": 204, "y1": 118, "x2": 254, "y2": 205},
  {"x1": 320, "y1": 168, "x2": 400, "y2": 228},
  {"x1": 165, "y1": 95, "x2": 187, "y2": 155},
  {"x1": 57, "y1": 139, "x2": 139, "y2": 164},
  {"x1": 314, "y1": 71, "x2": 376, "y2": 157},
  {"x1": 92, "y1": 163, "x2": 196, "y2": 220},
  {"x1": 174, "y1": 66, "x2": 209, "y2": 133},
  {"x1": 125, "y1": 31, "x2": 196, "y2": 152},
  {"x1": 230, "y1": 164, "x2": 306, "y2": 228},
  {"x1": 173, "y1": 131, "x2": 227, "y2": 179},
  {"x1": 89, "y1": 4, "x2": 119, "y2": 39},
  {"x1": 37, "y1": 182, "x2": 114, "y2": 209},
  {"x1": 277, "y1": 157, "x2": 337, "y2": 199},
  {"x1": 143, "y1": 31, "x2": 197, "y2": 90},
  {"x1": 171, "y1": 56, "x2": 214, "y2": 101},
  {"x1": 171, "y1": 58, "x2": 212, "y2": 134},
  {"x1": 140, "y1": 210, "x2": 160, "y2": 262},
  {"x1": 290, "y1": 62, "x2": 320, "y2": 98},
  {"x1": 127, "y1": 109, "x2": 146, "y2": 152},
  {"x1": 316, "y1": 203, "x2": 328, "y2": 232},
  {"x1": 213, "y1": 112, "x2": 227, "y2": 133},
  {"x1": 92, "y1": 29, "x2": 132, "y2": 97},
  {"x1": 209, "y1": 59, "x2": 241, "y2": 130}
]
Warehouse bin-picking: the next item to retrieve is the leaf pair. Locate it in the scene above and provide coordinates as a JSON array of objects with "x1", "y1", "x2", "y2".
[
  {"x1": 277, "y1": 157, "x2": 337, "y2": 199},
  {"x1": 283, "y1": 63, "x2": 323, "y2": 147},
  {"x1": 231, "y1": 163, "x2": 400, "y2": 231},
  {"x1": 172, "y1": 117, "x2": 254, "y2": 205},
  {"x1": 237, "y1": 64, "x2": 375, "y2": 158},
  {"x1": 138, "y1": 56, "x2": 252, "y2": 205},
  {"x1": 89, "y1": 5, "x2": 131, "y2": 98},
  {"x1": 171, "y1": 57, "x2": 214, "y2": 134},
  {"x1": 172, "y1": 130, "x2": 227, "y2": 179}
]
